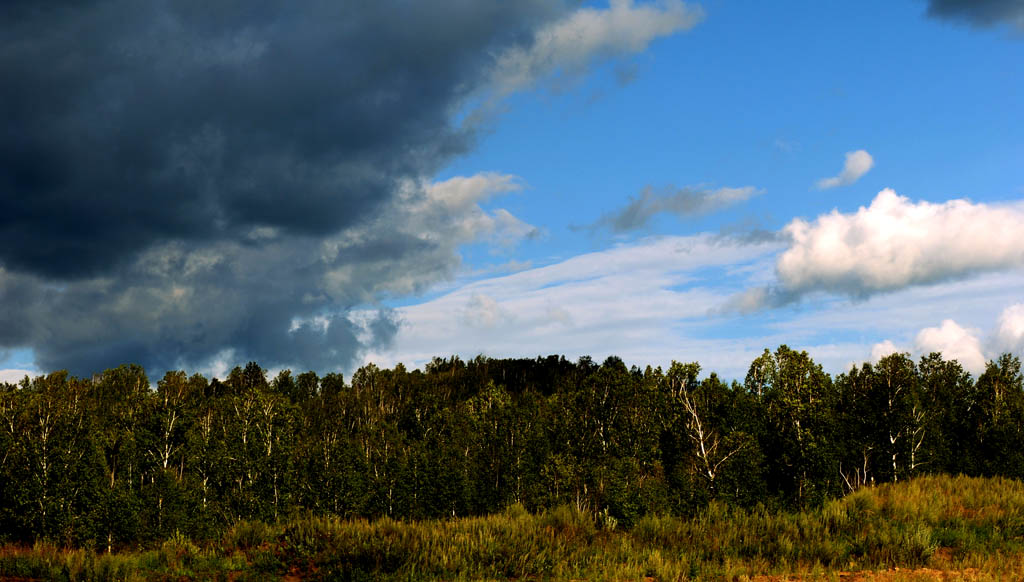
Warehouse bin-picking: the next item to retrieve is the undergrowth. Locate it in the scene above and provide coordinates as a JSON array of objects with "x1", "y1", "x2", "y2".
[{"x1": 3, "y1": 475, "x2": 1024, "y2": 581}]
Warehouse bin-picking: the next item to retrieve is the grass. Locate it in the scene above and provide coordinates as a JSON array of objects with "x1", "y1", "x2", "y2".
[{"x1": 3, "y1": 475, "x2": 1024, "y2": 581}]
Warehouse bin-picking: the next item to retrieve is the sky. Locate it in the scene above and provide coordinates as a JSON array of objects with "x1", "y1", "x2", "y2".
[{"x1": 1, "y1": 0, "x2": 1023, "y2": 383}]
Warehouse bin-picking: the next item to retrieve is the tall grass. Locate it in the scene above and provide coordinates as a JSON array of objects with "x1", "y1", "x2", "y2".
[{"x1": 3, "y1": 475, "x2": 1024, "y2": 581}]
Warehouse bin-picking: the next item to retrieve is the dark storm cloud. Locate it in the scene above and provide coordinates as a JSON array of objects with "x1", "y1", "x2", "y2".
[
  {"x1": 0, "y1": 0, "x2": 563, "y2": 278},
  {"x1": 926, "y1": 0, "x2": 1024, "y2": 28},
  {"x1": 2, "y1": 225, "x2": 444, "y2": 374},
  {"x1": 0, "y1": 168, "x2": 539, "y2": 375},
  {"x1": 0, "y1": 0, "x2": 569, "y2": 375}
]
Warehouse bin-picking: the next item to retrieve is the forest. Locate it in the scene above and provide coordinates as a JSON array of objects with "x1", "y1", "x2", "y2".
[{"x1": 1, "y1": 346, "x2": 1023, "y2": 550}]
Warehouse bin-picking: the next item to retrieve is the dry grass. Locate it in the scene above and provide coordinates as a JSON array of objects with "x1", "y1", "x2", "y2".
[{"x1": 3, "y1": 475, "x2": 1024, "y2": 581}]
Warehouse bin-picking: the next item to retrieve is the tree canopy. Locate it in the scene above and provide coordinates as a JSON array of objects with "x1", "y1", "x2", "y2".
[{"x1": 1, "y1": 347, "x2": 1022, "y2": 547}]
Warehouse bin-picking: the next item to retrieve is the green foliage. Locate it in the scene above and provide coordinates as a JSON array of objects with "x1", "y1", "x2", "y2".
[{"x1": 2, "y1": 349, "x2": 1024, "y2": 553}]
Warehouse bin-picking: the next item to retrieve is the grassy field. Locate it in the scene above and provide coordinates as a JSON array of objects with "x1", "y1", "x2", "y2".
[{"x1": 3, "y1": 474, "x2": 1024, "y2": 581}]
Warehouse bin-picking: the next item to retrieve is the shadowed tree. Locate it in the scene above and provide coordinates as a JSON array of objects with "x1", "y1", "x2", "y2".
[
  {"x1": 974, "y1": 354, "x2": 1024, "y2": 478},
  {"x1": 91, "y1": 365, "x2": 149, "y2": 547},
  {"x1": 871, "y1": 353, "x2": 919, "y2": 483},
  {"x1": 9, "y1": 373, "x2": 105, "y2": 543},
  {"x1": 746, "y1": 346, "x2": 835, "y2": 506}
]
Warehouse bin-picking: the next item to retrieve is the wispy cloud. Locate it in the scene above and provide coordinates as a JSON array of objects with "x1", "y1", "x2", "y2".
[
  {"x1": 416, "y1": 173, "x2": 539, "y2": 249},
  {"x1": 926, "y1": 0, "x2": 1024, "y2": 30},
  {"x1": 359, "y1": 234, "x2": 783, "y2": 378},
  {"x1": 815, "y1": 150, "x2": 874, "y2": 190},
  {"x1": 463, "y1": 294, "x2": 515, "y2": 329},
  {"x1": 489, "y1": 0, "x2": 703, "y2": 97},
  {"x1": 583, "y1": 185, "x2": 762, "y2": 232},
  {"x1": 360, "y1": 231, "x2": 1024, "y2": 379},
  {"x1": 773, "y1": 138, "x2": 798, "y2": 153}
]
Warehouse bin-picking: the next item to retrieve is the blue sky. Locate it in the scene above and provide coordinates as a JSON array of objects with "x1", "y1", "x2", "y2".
[
  {"x1": 449, "y1": 1, "x2": 1022, "y2": 240},
  {"x1": 363, "y1": 0, "x2": 1024, "y2": 380},
  {"x1": 1, "y1": 0, "x2": 1022, "y2": 383}
]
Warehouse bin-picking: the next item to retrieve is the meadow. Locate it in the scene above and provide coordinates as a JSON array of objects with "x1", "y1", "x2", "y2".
[{"x1": 3, "y1": 475, "x2": 1024, "y2": 581}]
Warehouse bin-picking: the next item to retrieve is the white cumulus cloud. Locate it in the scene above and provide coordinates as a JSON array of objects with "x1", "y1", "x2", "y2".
[
  {"x1": 0, "y1": 368, "x2": 36, "y2": 384},
  {"x1": 869, "y1": 300, "x2": 1024, "y2": 376},
  {"x1": 777, "y1": 189, "x2": 1024, "y2": 298},
  {"x1": 815, "y1": 150, "x2": 874, "y2": 190},
  {"x1": 914, "y1": 319, "x2": 987, "y2": 375},
  {"x1": 994, "y1": 303, "x2": 1024, "y2": 353},
  {"x1": 871, "y1": 340, "x2": 903, "y2": 362}
]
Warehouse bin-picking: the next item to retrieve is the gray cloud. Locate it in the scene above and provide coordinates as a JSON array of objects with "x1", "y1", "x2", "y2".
[
  {"x1": 0, "y1": 169, "x2": 539, "y2": 375},
  {"x1": 926, "y1": 0, "x2": 1024, "y2": 29},
  {"x1": 717, "y1": 285, "x2": 799, "y2": 315},
  {"x1": 0, "y1": 239, "x2": 395, "y2": 375},
  {"x1": 1, "y1": 0, "x2": 704, "y2": 376},
  {"x1": 584, "y1": 185, "x2": 761, "y2": 233}
]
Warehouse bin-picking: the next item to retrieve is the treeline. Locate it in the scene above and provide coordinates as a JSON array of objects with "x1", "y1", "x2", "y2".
[{"x1": 0, "y1": 347, "x2": 1022, "y2": 547}]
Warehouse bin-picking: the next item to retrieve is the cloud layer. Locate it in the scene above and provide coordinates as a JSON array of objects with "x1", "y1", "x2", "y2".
[
  {"x1": 815, "y1": 150, "x2": 874, "y2": 190},
  {"x1": 1, "y1": 1, "x2": 558, "y2": 279},
  {"x1": 0, "y1": 170, "x2": 541, "y2": 375},
  {"x1": 360, "y1": 234, "x2": 785, "y2": 378},
  {"x1": 0, "y1": 1, "x2": 703, "y2": 375},
  {"x1": 360, "y1": 231, "x2": 1024, "y2": 380}
]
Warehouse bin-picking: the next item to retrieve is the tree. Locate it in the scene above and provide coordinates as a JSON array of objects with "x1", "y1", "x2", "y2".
[
  {"x1": 974, "y1": 354, "x2": 1024, "y2": 478},
  {"x1": 917, "y1": 352, "x2": 974, "y2": 475},
  {"x1": 746, "y1": 346, "x2": 835, "y2": 506},
  {"x1": 834, "y1": 363, "x2": 876, "y2": 493},
  {"x1": 91, "y1": 365, "x2": 150, "y2": 548},
  {"x1": 10, "y1": 372, "x2": 105, "y2": 543},
  {"x1": 665, "y1": 363, "x2": 746, "y2": 497},
  {"x1": 871, "y1": 353, "x2": 919, "y2": 483}
]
